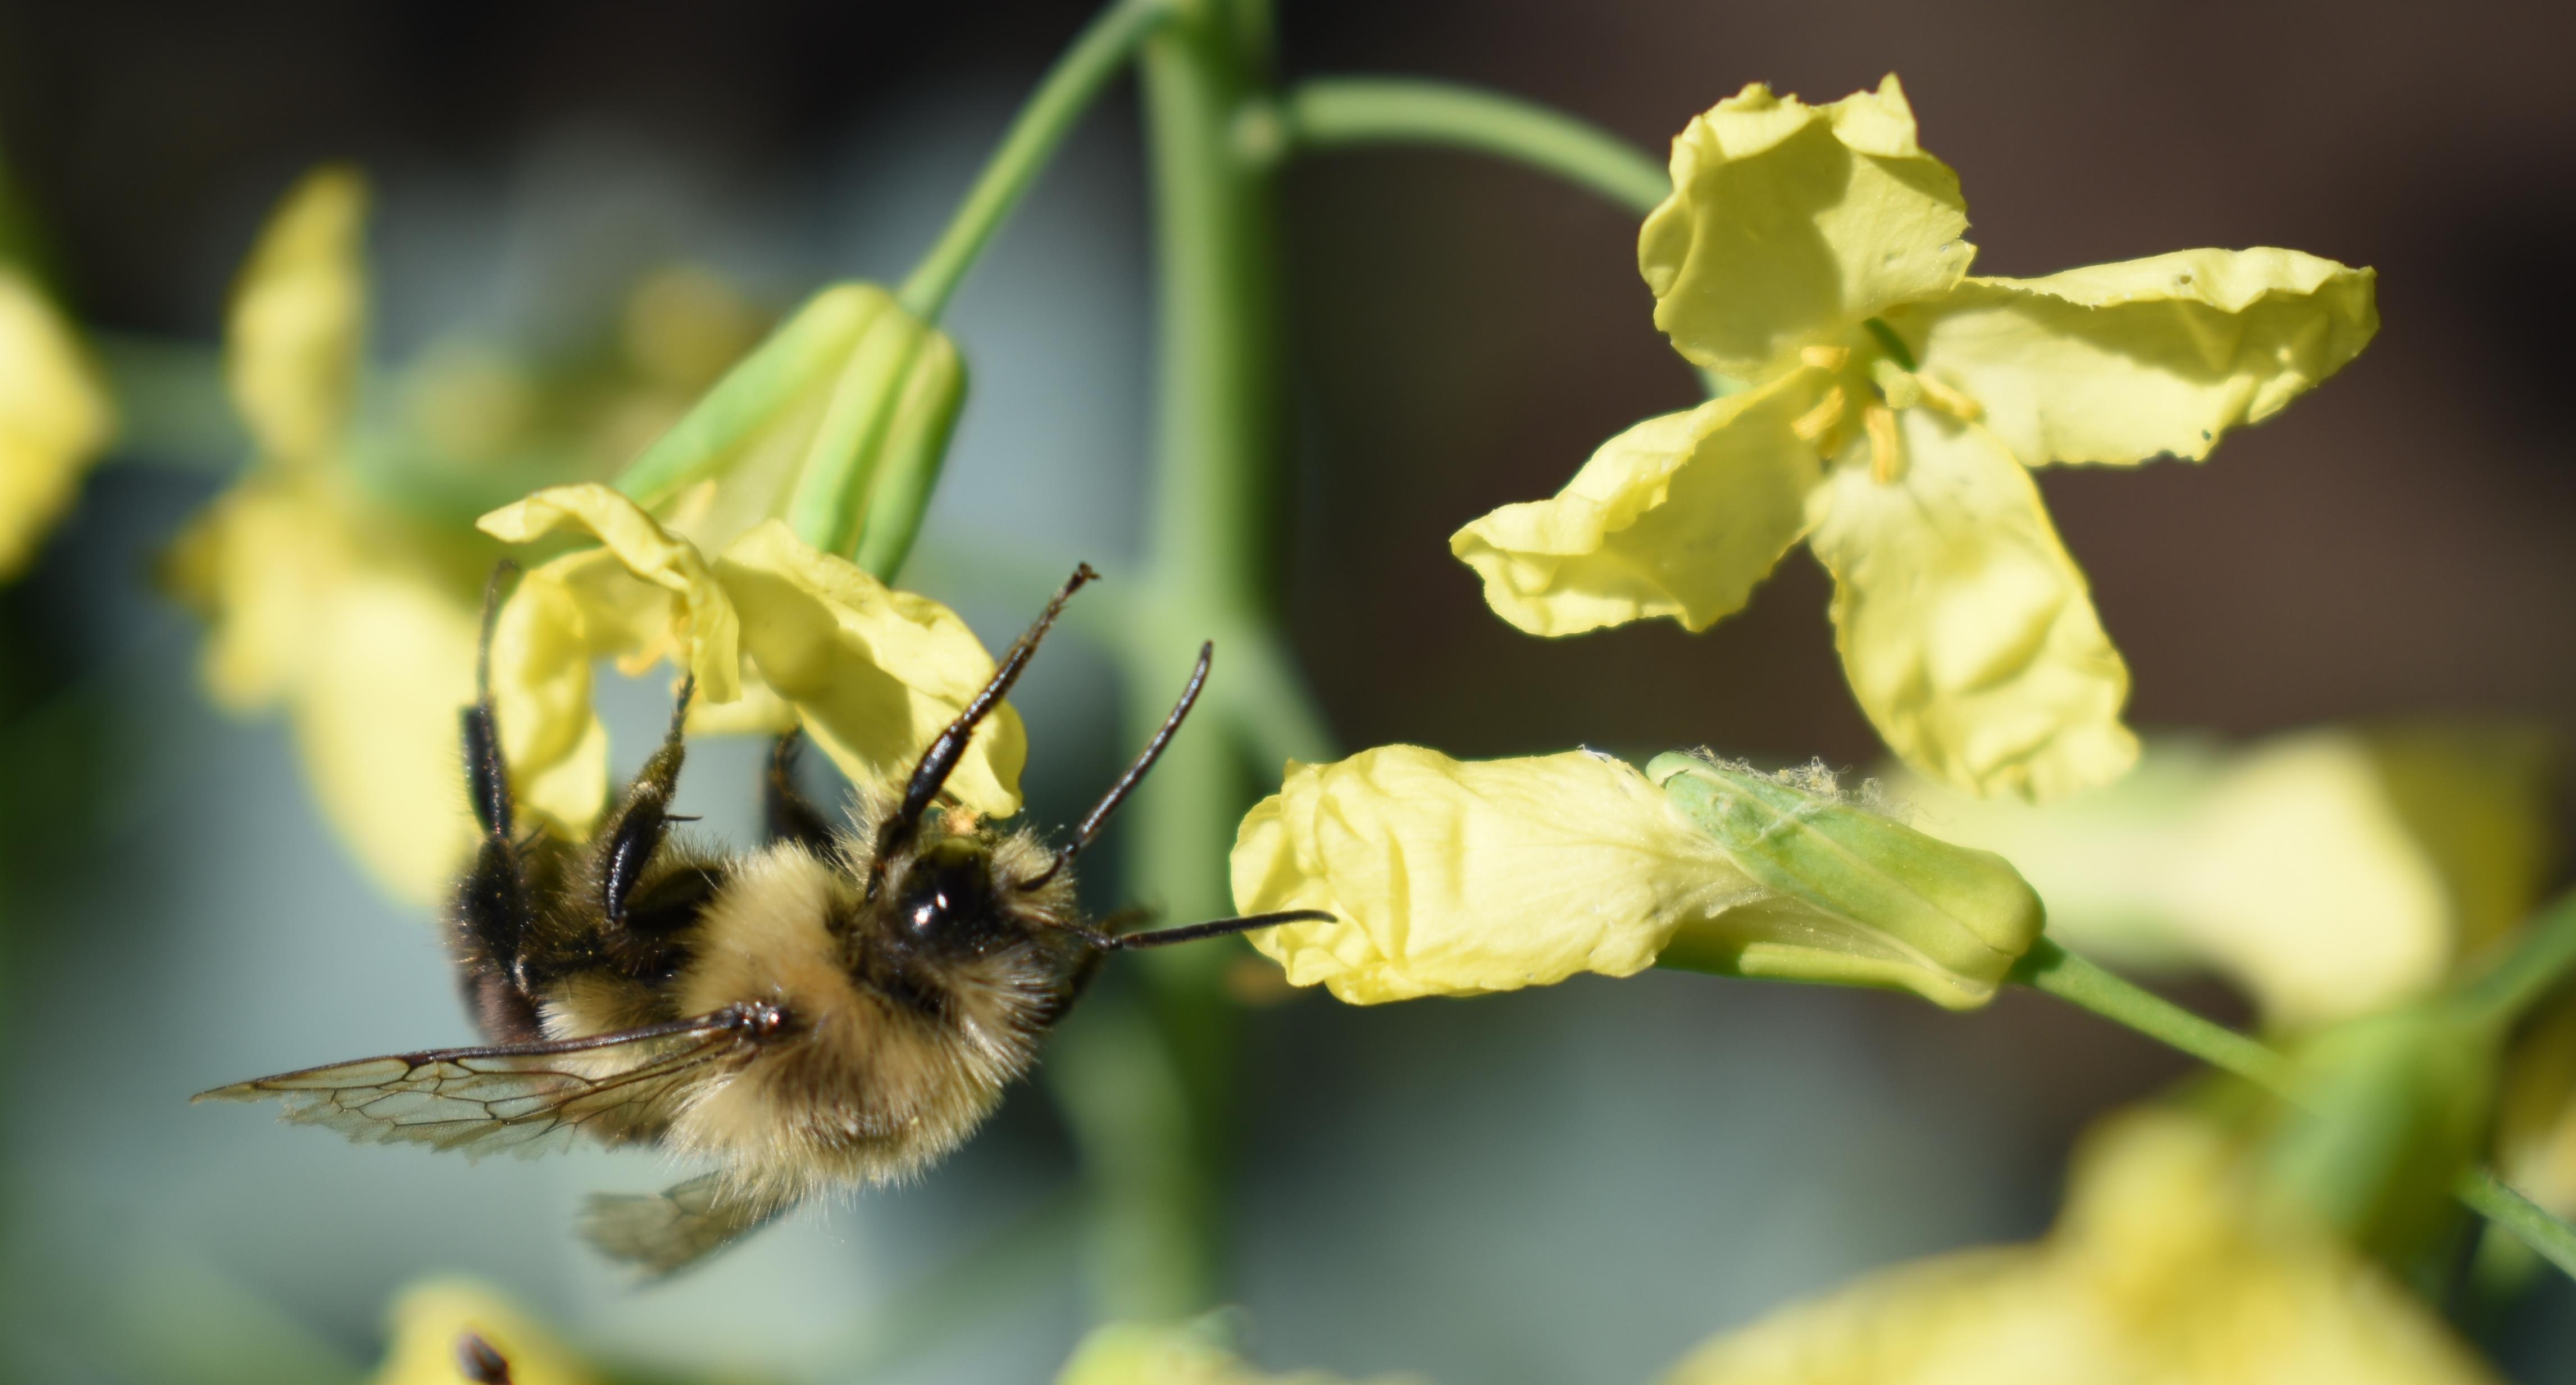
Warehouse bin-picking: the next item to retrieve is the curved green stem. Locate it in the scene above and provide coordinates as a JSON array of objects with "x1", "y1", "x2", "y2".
[
  {"x1": 1280, "y1": 76, "x2": 1669, "y2": 217},
  {"x1": 2010, "y1": 938, "x2": 2296, "y2": 1091},
  {"x1": 2011, "y1": 936, "x2": 2576, "y2": 1277},
  {"x1": 896, "y1": 0, "x2": 1176, "y2": 323},
  {"x1": 2456, "y1": 888, "x2": 2576, "y2": 1028},
  {"x1": 2457, "y1": 1170, "x2": 2576, "y2": 1279}
]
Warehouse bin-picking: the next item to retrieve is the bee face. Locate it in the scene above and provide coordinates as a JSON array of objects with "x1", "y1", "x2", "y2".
[{"x1": 886, "y1": 834, "x2": 1022, "y2": 961}]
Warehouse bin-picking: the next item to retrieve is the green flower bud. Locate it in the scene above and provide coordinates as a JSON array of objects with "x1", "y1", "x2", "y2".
[
  {"x1": 612, "y1": 282, "x2": 966, "y2": 574},
  {"x1": 1646, "y1": 751, "x2": 2045, "y2": 1009}
]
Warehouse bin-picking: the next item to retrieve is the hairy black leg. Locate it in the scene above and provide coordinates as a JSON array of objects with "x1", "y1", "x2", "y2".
[
  {"x1": 764, "y1": 732, "x2": 836, "y2": 853},
  {"x1": 454, "y1": 563, "x2": 542, "y2": 1042},
  {"x1": 600, "y1": 678, "x2": 696, "y2": 927}
]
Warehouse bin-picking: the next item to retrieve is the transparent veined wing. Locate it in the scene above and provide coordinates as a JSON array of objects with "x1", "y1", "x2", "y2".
[
  {"x1": 580, "y1": 1172, "x2": 788, "y2": 1278},
  {"x1": 193, "y1": 1001, "x2": 786, "y2": 1159}
]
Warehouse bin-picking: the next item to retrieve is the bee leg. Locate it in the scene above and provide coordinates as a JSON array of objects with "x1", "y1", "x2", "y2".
[
  {"x1": 764, "y1": 732, "x2": 837, "y2": 853},
  {"x1": 454, "y1": 562, "x2": 543, "y2": 1043},
  {"x1": 599, "y1": 677, "x2": 697, "y2": 927}
]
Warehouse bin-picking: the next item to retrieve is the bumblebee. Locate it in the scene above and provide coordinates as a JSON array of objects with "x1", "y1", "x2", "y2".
[{"x1": 199, "y1": 565, "x2": 1327, "y2": 1275}]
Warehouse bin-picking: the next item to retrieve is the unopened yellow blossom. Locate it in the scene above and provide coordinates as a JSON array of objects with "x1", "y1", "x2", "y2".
[
  {"x1": 480, "y1": 483, "x2": 1023, "y2": 836},
  {"x1": 1453, "y1": 77, "x2": 2375, "y2": 802},
  {"x1": 0, "y1": 265, "x2": 113, "y2": 579},
  {"x1": 369, "y1": 1279, "x2": 599, "y2": 1385},
  {"x1": 1889, "y1": 725, "x2": 2556, "y2": 1029},
  {"x1": 1058, "y1": 1317, "x2": 1416, "y2": 1385},
  {"x1": 1232, "y1": 745, "x2": 2042, "y2": 1009},
  {"x1": 165, "y1": 167, "x2": 499, "y2": 905},
  {"x1": 1660, "y1": 1108, "x2": 2497, "y2": 1385}
]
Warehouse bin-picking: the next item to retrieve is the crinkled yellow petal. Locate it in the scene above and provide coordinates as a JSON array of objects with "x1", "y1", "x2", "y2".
[
  {"x1": 370, "y1": 1278, "x2": 600, "y2": 1385},
  {"x1": 486, "y1": 550, "x2": 618, "y2": 838},
  {"x1": 1449, "y1": 371, "x2": 1824, "y2": 635},
  {"x1": 478, "y1": 483, "x2": 740, "y2": 703},
  {"x1": 1057, "y1": 1317, "x2": 1412, "y2": 1385},
  {"x1": 1641, "y1": 75, "x2": 1974, "y2": 379},
  {"x1": 163, "y1": 470, "x2": 488, "y2": 905},
  {"x1": 716, "y1": 520, "x2": 1022, "y2": 818},
  {"x1": 1233, "y1": 746, "x2": 1762, "y2": 1003},
  {"x1": 1810, "y1": 412, "x2": 2137, "y2": 800},
  {"x1": 1660, "y1": 1109, "x2": 2498, "y2": 1385},
  {"x1": 1895, "y1": 248, "x2": 2376, "y2": 466},
  {"x1": 227, "y1": 166, "x2": 366, "y2": 467},
  {"x1": 1891, "y1": 727, "x2": 2554, "y2": 1028},
  {"x1": 0, "y1": 267, "x2": 112, "y2": 578}
]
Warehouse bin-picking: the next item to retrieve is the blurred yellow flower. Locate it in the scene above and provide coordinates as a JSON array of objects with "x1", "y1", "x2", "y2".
[
  {"x1": 1888, "y1": 725, "x2": 2556, "y2": 1029},
  {"x1": 1453, "y1": 76, "x2": 2375, "y2": 802},
  {"x1": 165, "y1": 167, "x2": 500, "y2": 905},
  {"x1": 0, "y1": 264, "x2": 113, "y2": 579},
  {"x1": 1058, "y1": 1316, "x2": 1415, "y2": 1385},
  {"x1": 1232, "y1": 745, "x2": 2041, "y2": 1009},
  {"x1": 1660, "y1": 1108, "x2": 2498, "y2": 1385},
  {"x1": 480, "y1": 483, "x2": 1023, "y2": 837},
  {"x1": 370, "y1": 1279, "x2": 599, "y2": 1385}
]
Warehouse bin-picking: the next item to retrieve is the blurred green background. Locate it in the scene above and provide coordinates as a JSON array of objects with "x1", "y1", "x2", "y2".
[{"x1": 1, "y1": 1, "x2": 2572, "y2": 1380}]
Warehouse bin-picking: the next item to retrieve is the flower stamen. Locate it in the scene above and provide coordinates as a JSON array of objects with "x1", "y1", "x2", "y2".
[
  {"x1": 1864, "y1": 403, "x2": 1905, "y2": 483},
  {"x1": 1792, "y1": 385, "x2": 1847, "y2": 444}
]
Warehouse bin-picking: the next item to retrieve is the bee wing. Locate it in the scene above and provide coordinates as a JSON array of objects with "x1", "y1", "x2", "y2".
[
  {"x1": 579, "y1": 1173, "x2": 786, "y2": 1278},
  {"x1": 193, "y1": 1005, "x2": 779, "y2": 1160}
]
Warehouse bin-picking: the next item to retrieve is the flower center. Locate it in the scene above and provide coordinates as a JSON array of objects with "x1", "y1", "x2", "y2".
[{"x1": 1787, "y1": 322, "x2": 1983, "y2": 485}]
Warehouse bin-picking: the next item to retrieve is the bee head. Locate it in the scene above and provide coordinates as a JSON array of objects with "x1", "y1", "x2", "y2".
[{"x1": 889, "y1": 833, "x2": 1020, "y2": 960}]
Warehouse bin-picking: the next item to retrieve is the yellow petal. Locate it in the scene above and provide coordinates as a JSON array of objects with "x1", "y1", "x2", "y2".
[
  {"x1": 1641, "y1": 75, "x2": 1974, "y2": 378},
  {"x1": 1232, "y1": 746, "x2": 1761, "y2": 1003},
  {"x1": 1661, "y1": 1109, "x2": 2500, "y2": 1385},
  {"x1": 1449, "y1": 372, "x2": 1824, "y2": 635},
  {"x1": 479, "y1": 483, "x2": 740, "y2": 703},
  {"x1": 715, "y1": 520, "x2": 1023, "y2": 817},
  {"x1": 163, "y1": 470, "x2": 488, "y2": 905},
  {"x1": 1895, "y1": 248, "x2": 2376, "y2": 466},
  {"x1": 1810, "y1": 412, "x2": 2137, "y2": 800},
  {"x1": 227, "y1": 166, "x2": 366, "y2": 467},
  {"x1": 486, "y1": 550, "x2": 616, "y2": 837},
  {"x1": 369, "y1": 1279, "x2": 600, "y2": 1385},
  {"x1": 0, "y1": 267, "x2": 112, "y2": 578}
]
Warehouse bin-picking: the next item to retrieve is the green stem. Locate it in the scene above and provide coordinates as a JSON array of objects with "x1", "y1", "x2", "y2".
[
  {"x1": 2012, "y1": 937, "x2": 2576, "y2": 1277},
  {"x1": 1280, "y1": 77, "x2": 1669, "y2": 217},
  {"x1": 2010, "y1": 938, "x2": 2296, "y2": 1091},
  {"x1": 896, "y1": 0, "x2": 1177, "y2": 323},
  {"x1": 2456, "y1": 888, "x2": 2576, "y2": 1028},
  {"x1": 2457, "y1": 1169, "x2": 2576, "y2": 1280}
]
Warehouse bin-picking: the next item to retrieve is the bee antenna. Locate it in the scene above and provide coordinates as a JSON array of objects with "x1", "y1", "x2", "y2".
[
  {"x1": 1021, "y1": 641, "x2": 1212, "y2": 892},
  {"x1": 1102, "y1": 908, "x2": 1336, "y2": 951},
  {"x1": 475, "y1": 558, "x2": 522, "y2": 705},
  {"x1": 873, "y1": 564, "x2": 1098, "y2": 881}
]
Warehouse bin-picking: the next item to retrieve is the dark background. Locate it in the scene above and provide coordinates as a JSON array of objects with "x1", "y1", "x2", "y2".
[{"x1": 0, "y1": 2, "x2": 2570, "y2": 1382}]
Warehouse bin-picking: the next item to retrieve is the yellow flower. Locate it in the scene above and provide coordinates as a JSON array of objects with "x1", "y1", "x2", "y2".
[
  {"x1": 0, "y1": 264, "x2": 113, "y2": 579},
  {"x1": 165, "y1": 167, "x2": 500, "y2": 905},
  {"x1": 1057, "y1": 1316, "x2": 1416, "y2": 1385},
  {"x1": 480, "y1": 483, "x2": 1022, "y2": 837},
  {"x1": 1888, "y1": 725, "x2": 2556, "y2": 1029},
  {"x1": 1659, "y1": 1108, "x2": 2498, "y2": 1385},
  {"x1": 1231, "y1": 745, "x2": 2041, "y2": 1009},
  {"x1": 1452, "y1": 76, "x2": 2375, "y2": 802},
  {"x1": 368, "y1": 1279, "x2": 599, "y2": 1385}
]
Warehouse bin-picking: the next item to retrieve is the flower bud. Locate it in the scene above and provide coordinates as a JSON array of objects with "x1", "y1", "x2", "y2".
[
  {"x1": 1646, "y1": 751, "x2": 2044, "y2": 1009},
  {"x1": 612, "y1": 282, "x2": 966, "y2": 571}
]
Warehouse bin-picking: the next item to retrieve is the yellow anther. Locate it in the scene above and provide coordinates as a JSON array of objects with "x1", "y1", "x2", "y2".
[
  {"x1": 1800, "y1": 344, "x2": 1851, "y2": 372},
  {"x1": 1791, "y1": 385, "x2": 1847, "y2": 443},
  {"x1": 1865, "y1": 403, "x2": 1905, "y2": 483},
  {"x1": 1914, "y1": 373, "x2": 1983, "y2": 421}
]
